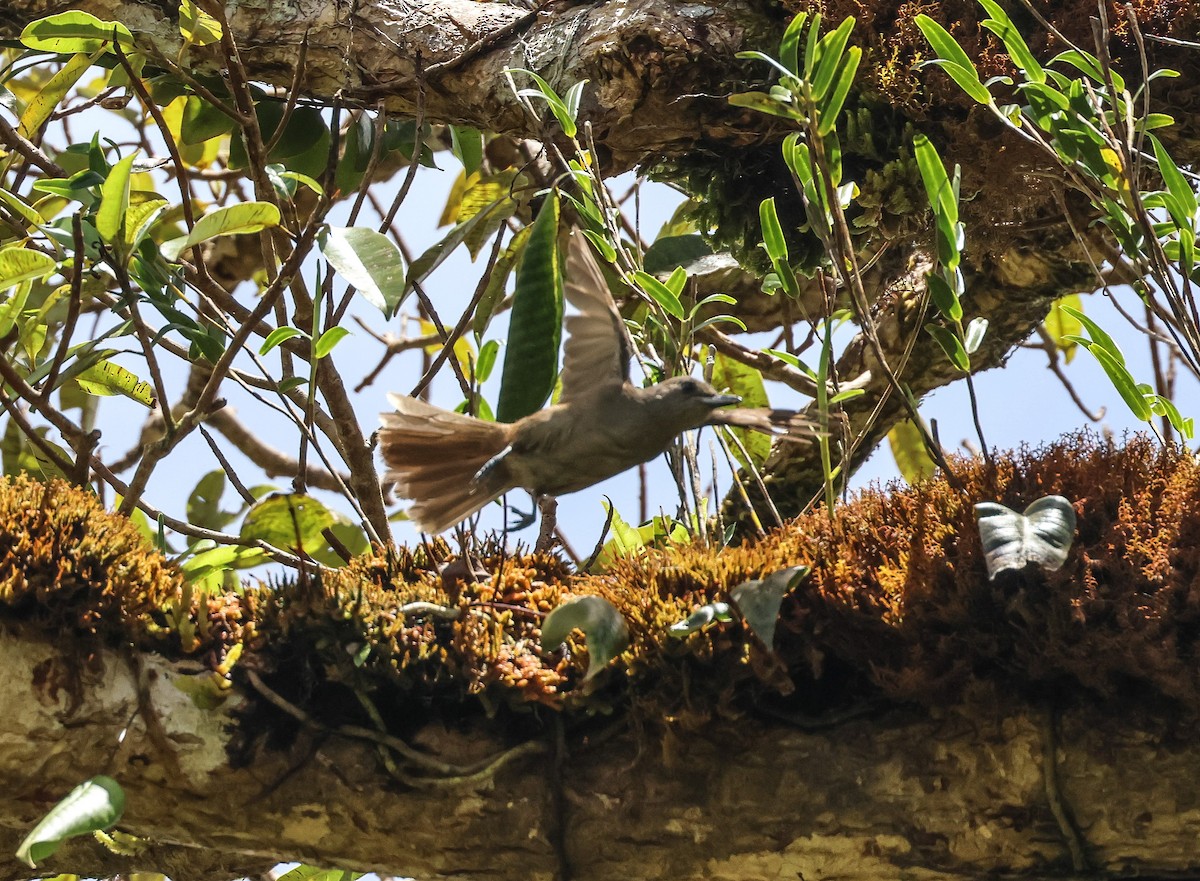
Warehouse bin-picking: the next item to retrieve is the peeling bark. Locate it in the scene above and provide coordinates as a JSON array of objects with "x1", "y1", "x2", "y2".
[{"x1": 2, "y1": 630, "x2": 1200, "y2": 881}]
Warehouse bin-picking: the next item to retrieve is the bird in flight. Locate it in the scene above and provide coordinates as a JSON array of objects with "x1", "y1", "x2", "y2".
[{"x1": 379, "y1": 231, "x2": 813, "y2": 536}]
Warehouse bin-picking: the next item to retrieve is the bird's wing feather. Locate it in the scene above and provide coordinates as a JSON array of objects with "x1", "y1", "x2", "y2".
[{"x1": 560, "y1": 233, "x2": 630, "y2": 403}]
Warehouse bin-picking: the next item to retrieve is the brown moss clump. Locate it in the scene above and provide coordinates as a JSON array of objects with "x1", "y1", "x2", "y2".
[
  {"x1": 592, "y1": 432, "x2": 1200, "y2": 719},
  {"x1": 0, "y1": 475, "x2": 191, "y2": 646}
]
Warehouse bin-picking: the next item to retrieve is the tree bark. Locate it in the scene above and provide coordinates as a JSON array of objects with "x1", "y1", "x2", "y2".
[{"x1": 2, "y1": 629, "x2": 1199, "y2": 881}]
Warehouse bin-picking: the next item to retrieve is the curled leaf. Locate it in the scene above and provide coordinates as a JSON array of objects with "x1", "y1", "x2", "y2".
[
  {"x1": 668, "y1": 602, "x2": 733, "y2": 636},
  {"x1": 975, "y1": 495, "x2": 1076, "y2": 580},
  {"x1": 541, "y1": 595, "x2": 628, "y2": 680},
  {"x1": 731, "y1": 566, "x2": 809, "y2": 648}
]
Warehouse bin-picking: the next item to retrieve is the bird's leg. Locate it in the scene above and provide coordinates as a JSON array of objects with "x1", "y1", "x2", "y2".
[{"x1": 534, "y1": 495, "x2": 558, "y2": 553}]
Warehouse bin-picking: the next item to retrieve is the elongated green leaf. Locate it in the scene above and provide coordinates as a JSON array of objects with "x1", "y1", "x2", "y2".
[
  {"x1": 1071, "y1": 338, "x2": 1151, "y2": 421},
  {"x1": 927, "y1": 272, "x2": 962, "y2": 322},
  {"x1": 759, "y1": 197, "x2": 788, "y2": 263},
  {"x1": 496, "y1": 193, "x2": 561, "y2": 423},
  {"x1": 779, "y1": 12, "x2": 808, "y2": 74},
  {"x1": 18, "y1": 52, "x2": 94, "y2": 139},
  {"x1": 913, "y1": 134, "x2": 957, "y2": 225},
  {"x1": 162, "y1": 202, "x2": 281, "y2": 261},
  {"x1": 0, "y1": 247, "x2": 56, "y2": 292},
  {"x1": 96, "y1": 151, "x2": 137, "y2": 244},
  {"x1": 810, "y1": 17, "x2": 856, "y2": 101},
  {"x1": 449, "y1": 125, "x2": 484, "y2": 174},
  {"x1": 314, "y1": 326, "x2": 351, "y2": 359},
  {"x1": 817, "y1": 47, "x2": 861, "y2": 136},
  {"x1": 125, "y1": 192, "x2": 169, "y2": 251},
  {"x1": 0, "y1": 189, "x2": 45, "y2": 233},
  {"x1": 541, "y1": 595, "x2": 629, "y2": 680},
  {"x1": 16, "y1": 776, "x2": 125, "y2": 868},
  {"x1": 975, "y1": 495, "x2": 1076, "y2": 580},
  {"x1": 731, "y1": 566, "x2": 809, "y2": 649},
  {"x1": 978, "y1": 0, "x2": 1044, "y2": 83},
  {"x1": 1150, "y1": 134, "x2": 1197, "y2": 224},
  {"x1": 887, "y1": 418, "x2": 937, "y2": 484},
  {"x1": 728, "y1": 91, "x2": 805, "y2": 121},
  {"x1": 914, "y1": 16, "x2": 991, "y2": 104},
  {"x1": 75, "y1": 359, "x2": 155, "y2": 407},
  {"x1": 259, "y1": 326, "x2": 305, "y2": 355},
  {"x1": 631, "y1": 270, "x2": 685, "y2": 320},
  {"x1": 1060, "y1": 304, "x2": 1123, "y2": 365},
  {"x1": 20, "y1": 11, "x2": 134, "y2": 53},
  {"x1": 925, "y1": 323, "x2": 970, "y2": 371},
  {"x1": 320, "y1": 226, "x2": 407, "y2": 317},
  {"x1": 405, "y1": 198, "x2": 514, "y2": 294}
]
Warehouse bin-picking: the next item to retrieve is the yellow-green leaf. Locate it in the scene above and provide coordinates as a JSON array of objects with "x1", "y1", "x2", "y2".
[
  {"x1": 1043, "y1": 294, "x2": 1083, "y2": 364},
  {"x1": 0, "y1": 247, "x2": 56, "y2": 292},
  {"x1": 20, "y1": 12, "x2": 134, "y2": 53},
  {"x1": 712, "y1": 352, "x2": 770, "y2": 468},
  {"x1": 18, "y1": 52, "x2": 95, "y2": 139},
  {"x1": 887, "y1": 417, "x2": 936, "y2": 484},
  {"x1": 96, "y1": 151, "x2": 137, "y2": 243},
  {"x1": 179, "y1": 0, "x2": 222, "y2": 46},
  {"x1": 75, "y1": 359, "x2": 156, "y2": 407},
  {"x1": 161, "y1": 202, "x2": 280, "y2": 261}
]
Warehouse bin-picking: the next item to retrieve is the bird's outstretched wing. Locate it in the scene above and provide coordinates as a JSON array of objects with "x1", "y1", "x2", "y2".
[{"x1": 560, "y1": 233, "x2": 631, "y2": 403}]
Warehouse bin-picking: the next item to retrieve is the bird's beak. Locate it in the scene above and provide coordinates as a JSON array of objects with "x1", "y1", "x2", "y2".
[{"x1": 701, "y1": 393, "x2": 741, "y2": 408}]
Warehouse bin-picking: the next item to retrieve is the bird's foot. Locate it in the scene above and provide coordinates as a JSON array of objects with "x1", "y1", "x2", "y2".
[
  {"x1": 534, "y1": 496, "x2": 558, "y2": 554},
  {"x1": 506, "y1": 503, "x2": 538, "y2": 532}
]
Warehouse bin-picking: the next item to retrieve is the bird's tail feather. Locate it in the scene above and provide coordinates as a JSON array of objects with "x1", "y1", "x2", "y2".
[{"x1": 379, "y1": 394, "x2": 513, "y2": 533}]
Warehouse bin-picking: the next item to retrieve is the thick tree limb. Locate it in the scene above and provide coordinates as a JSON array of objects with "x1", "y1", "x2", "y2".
[{"x1": 2, "y1": 631, "x2": 1200, "y2": 881}]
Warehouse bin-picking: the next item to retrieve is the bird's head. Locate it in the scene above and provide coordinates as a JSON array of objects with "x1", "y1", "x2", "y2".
[{"x1": 646, "y1": 375, "x2": 741, "y2": 428}]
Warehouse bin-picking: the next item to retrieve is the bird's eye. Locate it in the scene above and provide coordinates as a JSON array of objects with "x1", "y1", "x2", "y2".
[{"x1": 680, "y1": 379, "x2": 699, "y2": 394}]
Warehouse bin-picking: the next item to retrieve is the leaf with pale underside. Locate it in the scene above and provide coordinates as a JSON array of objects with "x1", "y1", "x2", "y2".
[
  {"x1": 975, "y1": 495, "x2": 1076, "y2": 580},
  {"x1": 731, "y1": 566, "x2": 809, "y2": 648}
]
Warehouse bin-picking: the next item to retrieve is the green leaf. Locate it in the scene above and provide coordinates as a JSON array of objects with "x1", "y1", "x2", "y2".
[
  {"x1": 476, "y1": 338, "x2": 500, "y2": 383},
  {"x1": 96, "y1": 150, "x2": 137, "y2": 244},
  {"x1": 975, "y1": 495, "x2": 1076, "y2": 580},
  {"x1": 642, "y1": 235, "x2": 713, "y2": 275},
  {"x1": 449, "y1": 126, "x2": 484, "y2": 174},
  {"x1": 259, "y1": 326, "x2": 306, "y2": 355},
  {"x1": 496, "y1": 193, "x2": 561, "y2": 423},
  {"x1": 20, "y1": 11, "x2": 134, "y2": 53},
  {"x1": 74, "y1": 360, "x2": 156, "y2": 407},
  {"x1": 240, "y1": 492, "x2": 335, "y2": 555},
  {"x1": 631, "y1": 270, "x2": 685, "y2": 320},
  {"x1": 914, "y1": 15, "x2": 992, "y2": 104},
  {"x1": 179, "y1": 0, "x2": 222, "y2": 45},
  {"x1": 978, "y1": 0, "x2": 1044, "y2": 84},
  {"x1": 320, "y1": 226, "x2": 408, "y2": 318},
  {"x1": 314, "y1": 326, "x2": 351, "y2": 359},
  {"x1": 913, "y1": 134, "x2": 957, "y2": 225},
  {"x1": 405, "y1": 198, "x2": 515, "y2": 294},
  {"x1": 1150, "y1": 134, "x2": 1198, "y2": 224},
  {"x1": 817, "y1": 47, "x2": 861, "y2": 136},
  {"x1": 1060, "y1": 304, "x2": 1123, "y2": 365},
  {"x1": 181, "y1": 95, "x2": 236, "y2": 145},
  {"x1": 1070, "y1": 338, "x2": 1152, "y2": 421},
  {"x1": 308, "y1": 513, "x2": 371, "y2": 567},
  {"x1": 926, "y1": 272, "x2": 962, "y2": 322},
  {"x1": 187, "y1": 470, "x2": 232, "y2": 531},
  {"x1": 16, "y1": 776, "x2": 125, "y2": 868},
  {"x1": 779, "y1": 12, "x2": 808, "y2": 74},
  {"x1": 925, "y1": 323, "x2": 970, "y2": 371},
  {"x1": 810, "y1": 16, "x2": 856, "y2": 102},
  {"x1": 887, "y1": 418, "x2": 936, "y2": 484},
  {"x1": 541, "y1": 595, "x2": 629, "y2": 680},
  {"x1": 162, "y1": 202, "x2": 281, "y2": 261},
  {"x1": 18, "y1": 52, "x2": 94, "y2": 139},
  {"x1": 728, "y1": 91, "x2": 805, "y2": 121},
  {"x1": 759, "y1": 197, "x2": 788, "y2": 263},
  {"x1": 0, "y1": 247, "x2": 56, "y2": 292},
  {"x1": 730, "y1": 566, "x2": 809, "y2": 649}
]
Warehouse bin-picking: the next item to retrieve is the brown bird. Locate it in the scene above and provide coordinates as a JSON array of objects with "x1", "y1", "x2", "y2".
[{"x1": 379, "y1": 232, "x2": 813, "y2": 534}]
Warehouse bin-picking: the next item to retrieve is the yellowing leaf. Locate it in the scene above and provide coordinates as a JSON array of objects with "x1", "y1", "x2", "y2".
[
  {"x1": 161, "y1": 202, "x2": 280, "y2": 261},
  {"x1": 887, "y1": 417, "x2": 936, "y2": 484},
  {"x1": 1043, "y1": 293, "x2": 1084, "y2": 364},
  {"x1": 18, "y1": 52, "x2": 94, "y2": 139},
  {"x1": 179, "y1": 0, "x2": 222, "y2": 46},
  {"x1": 418, "y1": 319, "x2": 475, "y2": 375},
  {"x1": 75, "y1": 360, "x2": 156, "y2": 407}
]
